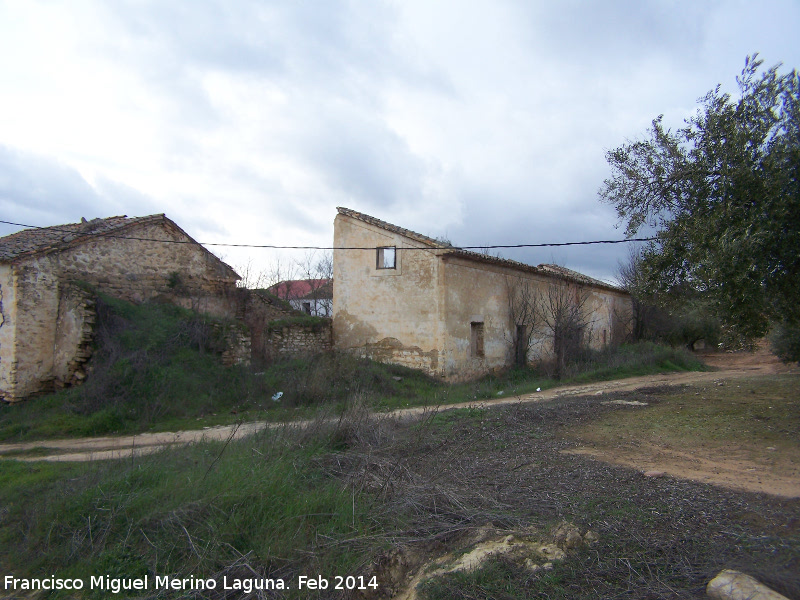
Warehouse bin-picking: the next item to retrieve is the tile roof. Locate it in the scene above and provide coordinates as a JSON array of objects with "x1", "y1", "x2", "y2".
[
  {"x1": 0, "y1": 214, "x2": 240, "y2": 281},
  {"x1": 267, "y1": 279, "x2": 333, "y2": 300},
  {"x1": 0, "y1": 214, "x2": 164, "y2": 263},
  {"x1": 336, "y1": 207, "x2": 624, "y2": 293}
]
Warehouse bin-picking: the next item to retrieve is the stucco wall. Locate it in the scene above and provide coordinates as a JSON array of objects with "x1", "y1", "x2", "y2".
[
  {"x1": 440, "y1": 257, "x2": 523, "y2": 380},
  {"x1": 332, "y1": 214, "x2": 444, "y2": 376},
  {"x1": 333, "y1": 213, "x2": 633, "y2": 382},
  {"x1": 440, "y1": 256, "x2": 632, "y2": 379}
]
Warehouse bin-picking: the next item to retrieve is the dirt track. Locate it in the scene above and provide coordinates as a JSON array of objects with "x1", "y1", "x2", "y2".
[{"x1": 0, "y1": 346, "x2": 795, "y2": 464}]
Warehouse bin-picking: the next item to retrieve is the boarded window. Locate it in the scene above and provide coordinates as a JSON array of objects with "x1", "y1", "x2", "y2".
[
  {"x1": 471, "y1": 322, "x2": 485, "y2": 358},
  {"x1": 376, "y1": 246, "x2": 396, "y2": 269}
]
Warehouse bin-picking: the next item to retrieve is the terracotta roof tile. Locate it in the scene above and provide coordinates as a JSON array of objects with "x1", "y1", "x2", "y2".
[{"x1": 267, "y1": 279, "x2": 332, "y2": 300}]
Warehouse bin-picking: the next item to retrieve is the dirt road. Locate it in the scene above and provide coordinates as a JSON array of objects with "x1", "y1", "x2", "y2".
[{"x1": 0, "y1": 346, "x2": 794, "y2": 463}]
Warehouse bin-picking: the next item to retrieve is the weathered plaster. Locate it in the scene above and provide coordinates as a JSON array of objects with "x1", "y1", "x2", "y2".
[
  {"x1": 0, "y1": 264, "x2": 18, "y2": 400},
  {"x1": 333, "y1": 215, "x2": 444, "y2": 376},
  {"x1": 333, "y1": 209, "x2": 633, "y2": 381}
]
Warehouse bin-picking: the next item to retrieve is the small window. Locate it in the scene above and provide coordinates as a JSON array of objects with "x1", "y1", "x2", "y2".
[
  {"x1": 376, "y1": 246, "x2": 396, "y2": 269},
  {"x1": 471, "y1": 322, "x2": 484, "y2": 358},
  {"x1": 302, "y1": 302, "x2": 312, "y2": 315}
]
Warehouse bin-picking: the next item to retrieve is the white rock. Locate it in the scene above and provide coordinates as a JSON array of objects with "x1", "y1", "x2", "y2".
[{"x1": 706, "y1": 569, "x2": 789, "y2": 600}]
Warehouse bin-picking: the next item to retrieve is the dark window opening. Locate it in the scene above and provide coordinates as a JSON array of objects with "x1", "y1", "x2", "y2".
[
  {"x1": 471, "y1": 322, "x2": 485, "y2": 358},
  {"x1": 302, "y1": 302, "x2": 312, "y2": 315},
  {"x1": 376, "y1": 246, "x2": 396, "y2": 269},
  {"x1": 515, "y1": 324, "x2": 527, "y2": 366}
]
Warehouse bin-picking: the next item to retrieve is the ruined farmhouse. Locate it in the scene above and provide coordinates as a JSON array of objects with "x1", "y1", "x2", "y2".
[
  {"x1": 0, "y1": 214, "x2": 242, "y2": 401},
  {"x1": 333, "y1": 207, "x2": 632, "y2": 381}
]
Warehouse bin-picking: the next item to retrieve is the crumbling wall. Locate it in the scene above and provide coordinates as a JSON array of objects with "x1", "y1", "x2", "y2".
[
  {"x1": 3, "y1": 259, "x2": 61, "y2": 401},
  {"x1": 353, "y1": 337, "x2": 440, "y2": 377},
  {"x1": 215, "y1": 323, "x2": 252, "y2": 367},
  {"x1": 262, "y1": 321, "x2": 332, "y2": 360},
  {"x1": 52, "y1": 284, "x2": 96, "y2": 389},
  {"x1": 242, "y1": 291, "x2": 300, "y2": 362},
  {"x1": 0, "y1": 264, "x2": 18, "y2": 400},
  {"x1": 49, "y1": 220, "x2": 239, "y2": 319}
]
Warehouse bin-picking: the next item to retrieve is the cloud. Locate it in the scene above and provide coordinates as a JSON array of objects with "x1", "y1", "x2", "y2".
[
  {"x1": 0, "y1": 145, "x2": 158, "y2": 236},
  {"x1": 1, "y1": 0, "x2": 798, "y2": 283}
]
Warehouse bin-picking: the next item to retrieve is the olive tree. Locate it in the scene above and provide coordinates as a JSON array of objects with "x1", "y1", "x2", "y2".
[{"x1": 600, "y1": 55, "x2": 799, "y2": 356}]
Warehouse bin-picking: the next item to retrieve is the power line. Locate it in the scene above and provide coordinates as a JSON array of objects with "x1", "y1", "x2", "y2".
[{"x1": 0, "y1": 219, "x2": 655, "y2": 250}]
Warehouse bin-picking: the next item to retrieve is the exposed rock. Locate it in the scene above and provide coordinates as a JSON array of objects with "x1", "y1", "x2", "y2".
[
  {"x1": 706, "y1": 569, "x2": 789, "y2": 600},
  {"x1": 553, "y1": 521, "x2": 583, "y2": 549},
  {"x1": 584, "y1": 530, "x2": 600, "y2": 545}
]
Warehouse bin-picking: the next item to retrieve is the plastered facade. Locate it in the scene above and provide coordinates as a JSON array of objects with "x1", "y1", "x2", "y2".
[
  {"x1": 333, "y1": 208, "x2": 632, "y2": 381},
  {"x1": 0, "y1": 216, "x2": 241, "y2": 401}
]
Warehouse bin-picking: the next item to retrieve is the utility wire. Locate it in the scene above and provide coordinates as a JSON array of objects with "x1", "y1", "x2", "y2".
[{"x1": 0, "y1": 219, "x2": 655, "y2": 250}]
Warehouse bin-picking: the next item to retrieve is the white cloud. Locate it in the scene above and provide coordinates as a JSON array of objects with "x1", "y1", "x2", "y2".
[{"x1": 0, "y1": 0, "x2": 798, "y2": 280}]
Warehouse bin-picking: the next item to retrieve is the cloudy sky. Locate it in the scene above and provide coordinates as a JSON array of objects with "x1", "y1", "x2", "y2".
[{"x1": 1, "y1": 0, "x2": 798, "y2": 283}]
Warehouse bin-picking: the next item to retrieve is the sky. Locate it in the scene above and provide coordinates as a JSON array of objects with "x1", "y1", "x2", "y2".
[{"x1": 1, "y1": 0, "x2": 798, "y2": 285}]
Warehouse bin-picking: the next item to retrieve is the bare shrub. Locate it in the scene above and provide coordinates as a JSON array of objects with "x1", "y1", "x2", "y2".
[
  {"x1": 505, "y1": 277, "x2": 543, "y2": 367},
  {"x1": 541, "y1": 283, "x2": 592, "y2": 379}
]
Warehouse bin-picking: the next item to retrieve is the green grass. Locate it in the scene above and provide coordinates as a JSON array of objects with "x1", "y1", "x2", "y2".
[
  {"x1": 0, "y1": 418, "x2": 387, "y2": 599},
  {"x1": 575, "y1": 374, "x2": 800, "y2": 450},
  {"x1": 0, "y1": 293, "x2": 707, "y2": 442},
  {"x1": 2, "y1": 375, "x2": 797, "y2": 599}
]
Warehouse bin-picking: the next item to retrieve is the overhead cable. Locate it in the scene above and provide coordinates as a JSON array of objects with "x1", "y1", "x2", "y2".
[{"x1": 0, "y1": 219, "x2": 655, "y2": 250}]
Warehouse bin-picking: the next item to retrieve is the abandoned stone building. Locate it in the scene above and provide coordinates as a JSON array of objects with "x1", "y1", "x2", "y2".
[
  {"x1": 0, "y1": 214, "x2": 242, "y2": 402},
  {"x1": 333, "y1": 207, "x2": 632, "y2": 381}
]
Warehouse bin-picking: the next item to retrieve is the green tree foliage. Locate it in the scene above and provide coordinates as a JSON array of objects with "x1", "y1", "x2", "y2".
[{"x1": 600, "y1": 55, "x2": 799, "y2": 346}]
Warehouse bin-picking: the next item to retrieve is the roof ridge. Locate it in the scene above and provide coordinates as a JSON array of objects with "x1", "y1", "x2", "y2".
[
  {"x1": 336, "y1": 207, "x2": 448, "y2": 249},
  {"x1": 336, "y1": 207, "x2": 624, "y2": 293},
  {"x1": 0, "y1": 213, "x2": 165, "y2": 263}
]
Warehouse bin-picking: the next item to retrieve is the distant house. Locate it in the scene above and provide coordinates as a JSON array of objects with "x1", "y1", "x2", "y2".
[
  {"x1": 333, "y1": 207, "x2": 632, "y2": 381},
  {"x1": 0, "y1": 214, "x2": 240, "y2": 401},
  {"x1": 267, "y1": 279, "x2": 333, "y2": 317}
]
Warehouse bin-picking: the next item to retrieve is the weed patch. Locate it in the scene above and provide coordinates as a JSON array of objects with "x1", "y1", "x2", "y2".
[{"x1": 0, "y1": 290, "x2": 707, "y2": 443}]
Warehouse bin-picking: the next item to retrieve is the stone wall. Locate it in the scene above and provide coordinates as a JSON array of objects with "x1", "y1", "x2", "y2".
[
  {"x1": 215, "y1": 324, "x2": 252, "y2": 367},
  {"x1": 47, "y1": 220, "x2": 239, "y2": 319},
  {"x1": 3, "y1": 258, "x2": 62, "y2": 399},
  {"x1": 243, "y1": 292, "x2": 301, "y2": 362},
  {"x1": 0, "y1": 264, "x2": 18, "y2": 400},
  {"x1": 262, "y1": 321, "x2": 332, "y2": 359},
  {"x1": 0, "y1": 217, "x2": 245, "y2": 401},
  {"x1": 52, "y1": 284, "x2": 96, "y2": 389}
]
